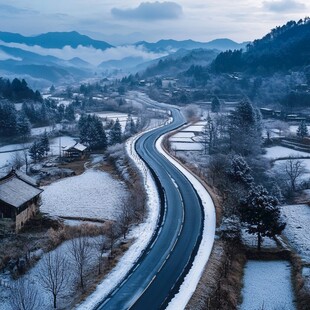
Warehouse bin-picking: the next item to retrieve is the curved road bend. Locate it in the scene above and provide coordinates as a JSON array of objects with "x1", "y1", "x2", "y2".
[{"x1": 96, "y1": 108, "x2": 204, "y2": 310}]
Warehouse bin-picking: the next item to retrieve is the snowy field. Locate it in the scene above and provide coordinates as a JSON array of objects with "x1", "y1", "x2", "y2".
[
  {"x1": 30, "y1": 124, "x2": 62, "y2": 136},
  {"x1": 240, "y1": 260, "x2": 296, "y2": 310},
  {"x1": 263, "y1": 146, "x2": 310, "y2": 160},
  {"x1": 93, "y1": 112, "x2": 137, "y2": 132},
  {"x1": 271, "y1": 158, "x2": 310, "y2": 183},
  {"x1": 281, "y1": 204, "x2": 310, "y2": 263},
  {"x1": 169, "y1": 124, "x2": 203, "y2": 152},
  {"x1": 171, "y1": 142, "x2": 203, "y2": 151},
  {"x1": 41, "y1": 169, "x2": 127, "y2": 221}
]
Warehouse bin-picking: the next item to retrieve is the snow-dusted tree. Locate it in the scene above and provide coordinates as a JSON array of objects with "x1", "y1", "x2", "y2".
[
  {"x1": 199, "y1": 114, "x2": 216, "y2": 154},
  {"x1": 220, "y1": 215, "x2": 241, "y2": 241},
  {"x1": 28, "y1": 141, "x2": 44, "y2": 163},
  {"x1": 69, "y1": 235, "x2": 91, "y2": 290},
  {"x1": 9, "y1": 277, "x2": 42, "y2": 310},
  {"x1": 240, "y1": 185, "x2": 286, "y2": 250},
  {"x1": 37, "y1": 250, "x2": 68, "y2": 309},
  {"x1": 296, "y1": 120, "x2": 308, "y2": 139},
  {"x1": 228, "y1": 99, "x2": 262, "y2": 156},
  {"x1": 109, "y1": 118, "x2": 122, "y2": 145},
  {"x1": 39, "y1": 130, "x2": 50, "y2": 156},
  {"x1": 124, "y1": 115, "x2": 137, "y2": 138},
  {"x1": 16, "y1": 112, "x2": 31, "y2": 137},
  {"x1": 283, "y1": 158, "x2": 305, "y2": 191},
  {"x1": 229, "y1": 155, "x2": 254, "y2": 187},
  {"x1": 78, "y1": 114, "x2": 107, "y2": 150}
]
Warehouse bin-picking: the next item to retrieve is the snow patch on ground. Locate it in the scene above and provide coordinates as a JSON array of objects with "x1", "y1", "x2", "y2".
[
  {"x1": 281, "y1": 204, "x2": 310, "y2": 263},
  {"x1": 41, "y1": 169, "x2": 127, "y2": 221},
  {"x1": 264, "y1": 146, "x2": 310, "y2": 160},
  {"x1": 240, "y1": 260, "x2": 295, "y2": 310},
  {"x1": 156, "y1": 136, "x2": 216, "y2": 310}
]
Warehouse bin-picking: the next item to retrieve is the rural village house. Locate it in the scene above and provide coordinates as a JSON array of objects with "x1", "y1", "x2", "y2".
[
  {"x1": 0, "y1": 169, "x2": 43, "y2": 232},
  {"x1": 62, "y1": 142, "x2": 88, "y2": 159}
]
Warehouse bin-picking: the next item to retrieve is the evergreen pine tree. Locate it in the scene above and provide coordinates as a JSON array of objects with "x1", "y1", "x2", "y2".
[
  {"x1": 240, "y1": 185, "x2": 286, "y2": 250},
  {"x1": 16, "y1": 112, "x2": 31, "y2": 137},
  {"x1": 29, "y1": 141, "x2": 44, "y2": 163},
  {"x1": 211, "y1": 96, "x2": 221, "y2": 113},
  {"x1": 109, "y1": 118, "x2": 122, "y2": 145},
  {"x1": 296, "y1": 121, "x2": 308, "y2": 139},
  {"x1": 39, "y1": 131, "x2": 50, "y2": 156}
]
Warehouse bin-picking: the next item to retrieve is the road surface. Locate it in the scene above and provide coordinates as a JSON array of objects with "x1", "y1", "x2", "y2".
[{"x1": 96, "y1": 107, "x2": 204, "y2": 310}]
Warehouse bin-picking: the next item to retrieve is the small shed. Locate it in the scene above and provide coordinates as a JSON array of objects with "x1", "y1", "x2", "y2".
[
  {"x1": 0, "y1": 170, "x2": 43, "y2": 232},
  {"x1": 63, "y1": 142, "x2": 88, "y2": 159}
]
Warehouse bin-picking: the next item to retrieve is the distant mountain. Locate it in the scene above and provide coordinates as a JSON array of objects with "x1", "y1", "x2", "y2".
[
  {"x1": 211, "y1": 18, "x2": 310, "y2": 73},
  {"x1": 142, "y1": 48, "x2": 220, "y2": 78},
  {"x1": 99, "y1": 56, "x2": 146, "y2": 70},
  {"x1": 0, "y1": 45, "x2": 90, "y2": 83},
  {"x1": 134, "y1": 38, "x2": 248, "y2": 53},
  {"x1": 0, "y1": 31, "x2": 113, "y2": 50}
]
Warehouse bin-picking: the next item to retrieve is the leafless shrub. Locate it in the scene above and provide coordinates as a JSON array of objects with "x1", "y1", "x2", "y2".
[
  {"x1": 9, "y1": 277, "x2": 42, "y2": 310},
  {"x1": 37, "y1": 250, "x2": 68, "y2": 309}
]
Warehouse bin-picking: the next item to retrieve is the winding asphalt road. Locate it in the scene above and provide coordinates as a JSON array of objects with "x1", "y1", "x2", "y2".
[{"x1": 96, "y1": 106, "x2": 204, "y2": 310}]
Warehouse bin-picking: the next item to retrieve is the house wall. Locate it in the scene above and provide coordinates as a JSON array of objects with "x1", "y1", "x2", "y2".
[{"x1": 15, "y1": 202, "x2": 37, "y2": 232}]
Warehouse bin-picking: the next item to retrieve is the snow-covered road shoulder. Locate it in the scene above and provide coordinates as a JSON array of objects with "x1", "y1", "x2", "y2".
[
  {"x1": 155, "y1": 136, "x2": 216, "y2": 310},
  {"x1": 75, "y1": 132, "x2": 160, "y2": 310}
]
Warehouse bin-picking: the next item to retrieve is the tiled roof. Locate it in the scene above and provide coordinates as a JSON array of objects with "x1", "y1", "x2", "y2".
[
  {"x1": 63, "y1": 142, "x2": 87, "y2": 152},
  {"x1": 0, "y1": 171, "x2": 43, "y2": 208}
]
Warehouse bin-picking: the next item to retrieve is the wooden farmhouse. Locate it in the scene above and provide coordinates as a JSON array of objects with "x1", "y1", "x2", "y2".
[
  {"x1": 63, "y1": 142, "x2": 88, "y2": 159},
  {"x1": 0, "y1": 170, "x2": 43, "y2": 232}
]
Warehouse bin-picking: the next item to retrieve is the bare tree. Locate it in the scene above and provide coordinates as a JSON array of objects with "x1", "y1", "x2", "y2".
[
  {"x1": 9, "y1": 278, "x2": 42, "y2": 310},
  {"x1": 94, "y1": 232, "x2": 108, "y2": 275},
  {"x1": 69, "y1": 235, "x2": 91, "y2": 290},
  {"x1": 283, "y1": 158, "x2": 305, "y2": 191},
  {"x1": 118, "y1": 201, "x2": 134, "y2": 239},
  {"x1": 37, "y1": 250, "x2": 68, "y2": 309},
  {"x1": 105, "y1": 221, "x2": 121, "y2": 257}
]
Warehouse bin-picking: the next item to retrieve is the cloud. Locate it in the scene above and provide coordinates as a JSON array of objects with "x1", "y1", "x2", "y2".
[
  {"x1": 0, "y1": 41, "x2": 166, "y2": 66},
  {"x1": 0, "y1": 4, "x2": 36, "y2": 15},
  {"x1": 263, "y1": 0, "x2": 306, "y2": 12},
  {"x1": 111, "y1": 1, "x2": 183, "y2": 20},
  {"x1": 0, "y1": 49, "x2": 21, "y2": 61}
]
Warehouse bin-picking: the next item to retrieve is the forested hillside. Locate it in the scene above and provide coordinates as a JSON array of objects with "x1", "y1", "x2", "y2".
[{"x1": 212, "y1": 18, "x2": 310, "y2": 73}]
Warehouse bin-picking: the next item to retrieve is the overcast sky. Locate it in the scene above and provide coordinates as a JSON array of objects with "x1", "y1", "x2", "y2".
[{"x1": 0, "y1": 0, "x2": 309, "y2": 44}]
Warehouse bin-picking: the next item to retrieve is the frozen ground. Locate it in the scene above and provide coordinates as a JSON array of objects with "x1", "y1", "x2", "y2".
[
  {"x1": 241, "y1": 229, "x2": 277, "y2": 249},
  {"x1": 171, "y1": 142, "x2": 203, "y2": 151},
  {"x1": 281, "y1": 204, "x2": 310, "y2": 263},
  {"x1": 0, "y1": 237, "x2": 99, "y2": 310},
  {"x1": 263, "y1": 146, "x2": 310, "y2": 160},
  {"x1": 240, "y1": 260, "x2": 295, "y2": 310},
  {"x1": 41, "y1": 169, "x2": 127, "y2": 221}
]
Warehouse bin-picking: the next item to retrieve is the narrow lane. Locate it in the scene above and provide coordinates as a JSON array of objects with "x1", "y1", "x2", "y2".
[{"x1": 96, "y1": 108, "x2": 204, "y2": 310}]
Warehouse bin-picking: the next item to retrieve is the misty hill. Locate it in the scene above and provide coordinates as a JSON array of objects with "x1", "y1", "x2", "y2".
[
  {"x1": 135, "y1": 38, "x2": 248, "y2": 53},
  {"x1": 142, "y1": 48, "x2": 220, "y2": 78},
  {"x1": 0, "y1": 45, "x2": 90, "y2": 83},
  {"x1": 211, "y1": 18, "x2": 310, "y2": 73},
  {"x1": 99, "y1": 56, "x2": 146, "y2": 70},
  {"x1": 0, "y1": 31, "x2": 113, "y2": 50}
]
